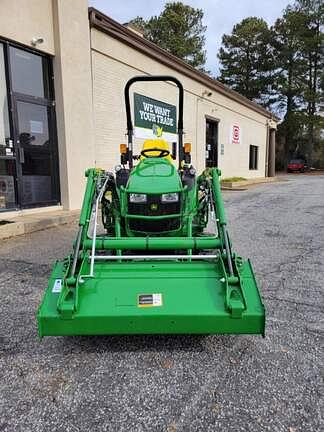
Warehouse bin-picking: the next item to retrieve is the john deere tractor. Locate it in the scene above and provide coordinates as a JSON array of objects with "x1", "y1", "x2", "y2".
[{"x1": 37, "y1": 75, "x2": 265, "y2": 337}]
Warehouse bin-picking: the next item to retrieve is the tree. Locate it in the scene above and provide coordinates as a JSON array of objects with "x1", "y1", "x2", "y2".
[
  {"x1": 294, "y1": 0, "x2": 324, "y2": 163},
  {"x1": 216, "y1": 1, "x2": 323, "y2": 166},
  {"x1": 129, "y1": 2, "x2": 207, "y2": 71},
  {"x1": 270, "y1": 9, "x2": 307, "y2": 159},
  {"x1": 217, "y1": 17, "x2": 274, "y2": 107},
  {"x1": 273, "y1": 1, "x2": 323, "y2": 163},
  {"x1": 127, "y1": 16, "x2": 147, "y2": 33}
]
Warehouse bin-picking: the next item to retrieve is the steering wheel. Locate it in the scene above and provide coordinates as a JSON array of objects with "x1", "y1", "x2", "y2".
[{"x1": 140, "y1": 147, "x2": 170, "y2": 158}]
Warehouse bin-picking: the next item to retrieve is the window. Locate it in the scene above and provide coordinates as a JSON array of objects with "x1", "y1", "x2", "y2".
[
  {"x1": 249, "y1": 145, "x2": 258, "y2": 170},
  {"x1": 9, "y1": 47, "x2": 50, "y2": 98},
  {"x1": 205, "y1": 119, "x2": 218, "y2": 167},
  {"x1": 0, "y1": 43, "x2": 10, "y2": 148}
]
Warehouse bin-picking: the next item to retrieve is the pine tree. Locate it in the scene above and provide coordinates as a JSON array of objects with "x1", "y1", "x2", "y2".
[
  {"x1": 270, "y1": 9, "x2": 307, "y2": 160},
  {"x1": 217, "y1": 17, "x2": 274, "y2": 107},
  {"x1": 295, "y1": 0, "x2": 324, "y2": 163},
  {"x1": 129, "y1": 2, "x2": 207, "y2": 71},
  {"x1": 273, "y1": 1, "x2": 323, "y2": 164}
]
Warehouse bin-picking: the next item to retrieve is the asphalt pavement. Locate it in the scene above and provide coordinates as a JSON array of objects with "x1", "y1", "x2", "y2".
[{"x1": 0, "y1": 174, "x2": 323, "y2": 432}]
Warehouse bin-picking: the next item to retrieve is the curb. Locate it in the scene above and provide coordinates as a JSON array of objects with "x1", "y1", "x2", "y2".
[
  {"x1": 221, "y1": 177, "x2": 278, "y2": 189},
  {"x1": 0, "y1": 210, "x2": 79, "y2": 241}
]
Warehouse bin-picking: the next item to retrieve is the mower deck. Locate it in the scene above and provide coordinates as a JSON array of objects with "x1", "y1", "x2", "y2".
[{"x1": 38, "y1": 258, "x2": 265, "y2": 337}]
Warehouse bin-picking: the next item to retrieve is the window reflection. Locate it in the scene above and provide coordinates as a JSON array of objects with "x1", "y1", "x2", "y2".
[
  {"x1": 17, "y1": 102, "x2": 49, "y2": 147},
  {"x1": 9, "y1": 47, "x2": 49, "y2": 98},
  {"x1": 0, "y1": 44, "x2": 10, "y2": 148},
  {"x1": 0, "y1": 159, "x2": 16, "y2": 209}
]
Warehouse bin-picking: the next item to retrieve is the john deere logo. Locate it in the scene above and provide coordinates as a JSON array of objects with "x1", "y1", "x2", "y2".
[
  {"x1": 153, "y1": 124, "x2": 163, "y2": 137},
  {"x1": 150, "y1": 203, "x2": 158, "y2": 211}
]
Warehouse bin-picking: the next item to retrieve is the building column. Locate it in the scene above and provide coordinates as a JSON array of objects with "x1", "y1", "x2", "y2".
[
  {"x1": 268, "y1": 126, "x2": 276, "y2": 177},
  {"x1": 52, "y1": 0, "x2": 95, "y2": 210}
]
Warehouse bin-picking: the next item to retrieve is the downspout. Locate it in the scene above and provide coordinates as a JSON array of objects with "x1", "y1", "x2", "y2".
[
  {"x1": 265, "y1": 122, "x2": 269, "y2": 177},
  {"x1": 267, "y1": 118, "x2": 277, "y2": 177}
]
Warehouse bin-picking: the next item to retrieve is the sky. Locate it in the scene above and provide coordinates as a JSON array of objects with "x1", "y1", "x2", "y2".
[{"x1": 89, "y1": 0, "x2": 292, "y2": 75}]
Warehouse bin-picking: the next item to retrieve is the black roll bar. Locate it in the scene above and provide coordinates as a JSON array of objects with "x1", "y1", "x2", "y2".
[{"x1": 124, "y1": 75, "x2": 184, "y2": 169}]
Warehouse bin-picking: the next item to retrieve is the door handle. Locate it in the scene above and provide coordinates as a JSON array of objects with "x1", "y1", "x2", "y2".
[{"x1": 19, "y1": 147, "x2": 25, "y2": 164}]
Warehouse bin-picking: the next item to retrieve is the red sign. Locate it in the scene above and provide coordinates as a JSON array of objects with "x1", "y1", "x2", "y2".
[{"x1": 232, "y1": 124, "x2": 240, "y2": 144}]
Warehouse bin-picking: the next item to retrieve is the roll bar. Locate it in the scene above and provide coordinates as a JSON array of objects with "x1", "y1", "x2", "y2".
[{"x1": 124, "y1": 75, "x2": 184, "y2": 169}]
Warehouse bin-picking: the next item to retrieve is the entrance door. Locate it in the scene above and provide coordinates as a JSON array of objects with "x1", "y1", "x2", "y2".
[
  {"x1": 0, "y1": 42, "x2": 60, "y2": 210},
  {"x1": 8, "y1": 45, "x2": 60, "y2": 208},
  {"x1": 205, "y1": 119, "x2": 218, "y2": 167},
  {"x1": 14, "y1": 98, "x2": 59, "y2": 207}
]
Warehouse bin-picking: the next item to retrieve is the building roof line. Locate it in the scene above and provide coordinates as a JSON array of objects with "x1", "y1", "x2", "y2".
[{"x1": 88, "y1": 8, "x2": 279, "y2": 122}]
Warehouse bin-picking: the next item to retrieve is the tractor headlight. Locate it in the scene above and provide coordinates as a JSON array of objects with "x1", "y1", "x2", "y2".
[
  {"x1": 129, "y1": 193, "x2": 147, "y2": 203},
  {"x1": 161, "y1": 193, "x2": 179, "y2": 203}
]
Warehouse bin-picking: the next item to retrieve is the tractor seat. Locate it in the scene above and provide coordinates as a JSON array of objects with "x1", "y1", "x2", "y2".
[{"x1": 140, "y1": 139, "x2": 173, "y2": 163}]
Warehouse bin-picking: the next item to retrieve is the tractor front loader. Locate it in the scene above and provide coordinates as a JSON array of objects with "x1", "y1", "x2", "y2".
[{"x1": 37, "y1": 75, "x2": 265, "y2": 337}]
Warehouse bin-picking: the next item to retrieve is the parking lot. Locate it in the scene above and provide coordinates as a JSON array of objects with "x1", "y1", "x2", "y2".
[{"x1": 0, "y1": 174, "x2": 323, "y2": 432}]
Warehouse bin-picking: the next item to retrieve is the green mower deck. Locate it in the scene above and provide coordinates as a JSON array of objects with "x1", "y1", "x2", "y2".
[{"x1": 38, "y1": 258, "x2": 265, "y2": 337}]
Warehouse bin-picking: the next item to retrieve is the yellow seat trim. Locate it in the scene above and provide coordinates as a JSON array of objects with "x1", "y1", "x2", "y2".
[{"x1": 140, "y1": 139, "x2": 173, "y2": 162}]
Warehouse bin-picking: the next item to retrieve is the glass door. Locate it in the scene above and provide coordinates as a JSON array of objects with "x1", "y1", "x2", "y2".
[
  {"x1": 8, "y1": 45, "x2": 59, "y2": 208},
  {"x1": 205, "y1": 119, "x2": 218, "y2": 168},
  {"x1": 14, "y1": 99, "x2": 58, "y2": 207},
  {"x1": 0, "y1": 42, "x2": 17, "y2": 210}
]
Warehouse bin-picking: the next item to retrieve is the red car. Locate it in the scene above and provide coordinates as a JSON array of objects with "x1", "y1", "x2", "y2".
[{"x1": 287, "y1": 159, "x2": 307, "y2": 173}]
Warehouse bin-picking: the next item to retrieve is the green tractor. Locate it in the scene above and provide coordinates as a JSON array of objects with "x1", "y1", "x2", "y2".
[{"x1": 37, "y1": 75, "x2": 265, "y2": 337}]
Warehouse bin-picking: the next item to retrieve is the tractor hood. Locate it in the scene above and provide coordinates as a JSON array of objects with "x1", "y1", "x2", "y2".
[{"x1": 127, "y1": 158, "x2": 182, "y2": 193}]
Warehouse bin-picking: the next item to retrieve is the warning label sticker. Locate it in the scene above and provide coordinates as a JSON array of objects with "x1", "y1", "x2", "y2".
[
  {"x1": 138, "y1": 293, "x2": 163, "y2": 308},
  {"x1": 52, "y1": 279, "x2": 62, "y2": 293}
]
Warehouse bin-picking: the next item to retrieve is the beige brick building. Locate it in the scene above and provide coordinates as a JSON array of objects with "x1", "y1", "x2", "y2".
[{"x1": 0, "y1": 1, "x2": 277, "y2": 214}]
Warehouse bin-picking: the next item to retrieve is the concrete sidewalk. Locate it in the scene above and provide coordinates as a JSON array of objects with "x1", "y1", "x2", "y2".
[
  {"x1": 221, "y1": 176, "x2": 278, "y2": 189},
  {"x1": 0, "y1": 209, "x2": 79, "y2": 240}
]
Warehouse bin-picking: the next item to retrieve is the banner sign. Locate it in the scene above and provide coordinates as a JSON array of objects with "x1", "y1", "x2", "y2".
[
  {"x1": 134, "y1": 93, "x2": 177, "y2": 141},
  {"x1": 231, "y1": 124, "x2": 241, "y2": 144}
]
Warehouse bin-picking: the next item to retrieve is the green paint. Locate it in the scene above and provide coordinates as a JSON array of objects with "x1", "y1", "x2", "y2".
[
  {"x1": 82, "y1": 237, "x2": 222, "y2": 250},
  {"x1": 127, "y1": 158, "x2": 182, "y2": 193},
  {"x1": 37, "y1": 166, "x2": 265, "y2": 337},
  {"x1": 38, "y1": 259, "x2": 264, "y2": 336},
  {"x1": 37, "y1": 76, "x2": 265, "y2": 338}
]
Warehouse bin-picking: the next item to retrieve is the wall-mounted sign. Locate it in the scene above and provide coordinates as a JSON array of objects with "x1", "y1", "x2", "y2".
[
  {"x1": 134, "y1": 93, "x2": 177, "y2": 142},
  {"x1": 30, "y1": 120, "x2": 43, "y2": 134},
  {"x1": 230, "y1": 124, "x2": 241, "y2": 144}
]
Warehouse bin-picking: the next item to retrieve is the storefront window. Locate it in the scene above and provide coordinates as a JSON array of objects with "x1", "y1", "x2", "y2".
[
  {"x1": 0, "y1": 44, "x2": 10, "y2": 149},
  {"x1": 249, "y1": 145, "x2": 259, "y2": 170},
  {"x1": 0, "y1": 159, "x2": 16, "y2": 210},
  {"x1": 17, "y1": 102, "x2": 49, "y2": 148},
  {"x1": 9, "y1": 46, "x2": 50, "y2": 98},
  {"x1": 0, "y1": 43, "x2": 16, "y2": 210}
]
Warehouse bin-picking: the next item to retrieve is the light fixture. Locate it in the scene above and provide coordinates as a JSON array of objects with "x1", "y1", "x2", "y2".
[
  {"x1": 202, "y1": 90, "x2": 212, "y2": 97},
  {"x1": 31, "y1": 37, "x2": 44, "y2": 47},
  {"x1": 129, "y1": 193, "x2": 147, "y2": 203}
]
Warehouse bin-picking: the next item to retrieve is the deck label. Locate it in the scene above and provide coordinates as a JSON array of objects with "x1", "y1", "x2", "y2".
[
  {"x1": 52, "y1": 279, "x2": 62, "y2": 293},
  {"x1": 138, "y1": 293, "x2": 163, "y2": 307}
]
